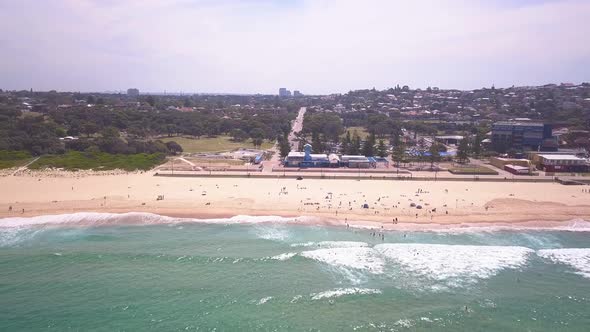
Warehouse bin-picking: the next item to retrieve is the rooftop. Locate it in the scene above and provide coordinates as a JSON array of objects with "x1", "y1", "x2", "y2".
[
  {"x1": 538, "y1": 154, "x2": 586, "y2": 161},
  {"x1": 494, "y1": 121, "x2": 544, "y2": 127}
]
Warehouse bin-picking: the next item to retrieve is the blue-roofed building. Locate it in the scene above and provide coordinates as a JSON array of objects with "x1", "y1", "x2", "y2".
[{"x1": 284, "y1": 144, "x2": 330, "y2": 167}]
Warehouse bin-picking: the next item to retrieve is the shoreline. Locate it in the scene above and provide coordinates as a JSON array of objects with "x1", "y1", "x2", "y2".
[{"x1": 1, "y1": 209, "x2": 589, "y2": 233}]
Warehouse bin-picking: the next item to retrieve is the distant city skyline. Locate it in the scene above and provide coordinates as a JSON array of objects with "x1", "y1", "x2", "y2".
[{"x1": 1, "y1": 0, "x2": 589, "y2": 94}]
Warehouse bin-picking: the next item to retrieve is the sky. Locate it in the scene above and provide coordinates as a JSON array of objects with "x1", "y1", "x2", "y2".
[{"x1": 0, "y1": 0, "x2": 589, "y2": 94}]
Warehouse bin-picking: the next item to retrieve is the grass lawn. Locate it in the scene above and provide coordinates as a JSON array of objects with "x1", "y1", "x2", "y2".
[
  {"x1": 448, "y1": 165, "x2": 499, "y2": 175},
  {"x1": 160, "y1": 136, "x2": 274, "y2": 153},
  {"x1": 341, "y1": 127, "x2": 370, "y2": 140},
  {"x1": 186, "y1": 158, "x2": 245, "y2": 166},
  {"x1": 0, "y1": 151, "x2": 34, "y2": 169},
  {"x1": 29, "y1": 151, "x2": 166, "y2": 171}
]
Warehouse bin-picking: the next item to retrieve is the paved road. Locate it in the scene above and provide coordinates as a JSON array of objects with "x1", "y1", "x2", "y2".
[
  {"x1": 262, "y1": 107, "x2": 306, "y2": 172},
  {"x1": 288, "y1": 107, "x2": 306, "y2": 150}
]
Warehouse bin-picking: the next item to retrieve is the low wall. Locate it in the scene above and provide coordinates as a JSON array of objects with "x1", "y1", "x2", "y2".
[{"x1": 154, "y1": 172, "x2": 557, "y2": 183}]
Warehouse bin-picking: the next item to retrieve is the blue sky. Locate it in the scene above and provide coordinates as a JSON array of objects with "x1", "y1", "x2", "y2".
[{"x1": 0, "y1": 0, "x2": 589, "y2": 94}]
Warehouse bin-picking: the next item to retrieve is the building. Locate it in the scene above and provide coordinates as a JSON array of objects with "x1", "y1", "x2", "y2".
[
  {"x1": 340, "y1": 155, "x2": 374, "y2": 168},
  {"x1": 284, "y1": 144, "x2": 329, "y2": 167},
  {"x1": 504, "y1": 164, "x2": 530, "y2": 175},
  {"x1": 434, "y1": 135, "x2": 464, "y2": 145},
  {"x1": 293, "y1": 90, "x2": 303, "y2": 97},
  {"x1": 279, "y1": 88, "x2": 292, "y2": 97},
  {"x1": 491, "y1": 121, "x2": 554, "y2": 152},
  {"x1": 127, "y1": 88, "x2": 139, "y2": 96},
  {"x1": 535, "y1": 154, "x2": 588, "y2": 173},
  {"x1": 489, "y1": 157, "x2": 530, "y2": 169}
]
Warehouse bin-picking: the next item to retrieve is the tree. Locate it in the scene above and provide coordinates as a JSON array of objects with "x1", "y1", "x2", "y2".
[
  {"x1": 428, "y1": 142, "x2": 442, "y2": 168},
  {"x1": 101, "y1": 126, "x2": 120, "y2": 138},
  {"x1": 341, "y1": 131, "x2": 351, "y2": 154},
  {"x1": 362, "y1": 132, "x2": 376, "y2": 157},
  {"x1": 165, "y1": 141, "x2": 183, "y2": 155},
  {"x1": 350, "y1": 131, "x2": 361, "y2": 155},
  {"x1": 472, "y1": 133, "x2": 483, "y2": 157},
  {"x1": 377, "y1": 139, "x2": 388, "y2": 158},
  {"x1": 230, "y1": 128, "x2": 248, "y2": 142},
  {"x1": 250, "y1": 128, "x2": 265, "y2": 148},
  {"x1": 311, "y1": 130, "x2": 324, "y2": 154},
  {"x1": 146, "y1": 95, "x2": 157, "y2": 107},
  {"x1": 278, "y1": 135, "x2": 291, "y2": 159},
  {"x1": 456, "y1": 137, "x2": 470, "y2": 163},
  {"x1": 392, "y1": 140, "x2": 406, "y2": 167},
  {"x1": 82, "y1": 122, "x2": 98, "y2": 138}
]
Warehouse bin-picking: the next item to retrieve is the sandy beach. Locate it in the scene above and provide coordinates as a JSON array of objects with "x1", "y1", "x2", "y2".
[{"x1": 1, "y1": 171, "x2": 590, "y2": 230}]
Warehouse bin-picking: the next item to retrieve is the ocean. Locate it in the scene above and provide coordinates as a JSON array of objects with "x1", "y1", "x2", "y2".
[{"x1": 1, "y1": 213, "x2": 589, "y2": 331}]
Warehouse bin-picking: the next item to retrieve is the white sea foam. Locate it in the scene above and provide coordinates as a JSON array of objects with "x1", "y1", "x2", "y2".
[
  {"x1": 0, "y1": 227, "x2": 44, "y2": 247},
  {"x1": 374, "y1": 243, "x2": 534, "y2": 284},
  {"x1": 310, "y1": 288, "x2": 381, "y2": 300},
  {"x1": 217, "y1": 215, "x2": 303, "y2": 224},
  {"x1": 291, "y1": 241, "x2": 369, "y2": 249},
  {"x1": 300, "y1": 247, "x2": 384, "y2": 274},
  {"x1": 394, "y1": 319, "x2": 415, "y2": 328},
  {"x1": 0, "y1": 212, "x2": 175, "y2": 228},
  {"x1": 537, "y1": 248, "x2": 590, "y2": 279},
  {"x1": 0, "y1": 212, "x2": 311, "y2": 229},
  {"x1": 256, "y1": 296, "x2": 272, "y2": 305},
  {"x1": 254, "y1": 226, "x2": 290, "y2": 241},
  {"x1": 270, "y1": 252, "x2": 298, "y2": 261}
]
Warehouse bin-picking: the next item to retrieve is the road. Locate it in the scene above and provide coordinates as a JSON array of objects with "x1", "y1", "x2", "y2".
[
  {"x1": 262, "y1": 107, "x2": 306, "y2": 172},
  {"x1": 288, "y1": 106, "x2": 306, "y2": 150}
]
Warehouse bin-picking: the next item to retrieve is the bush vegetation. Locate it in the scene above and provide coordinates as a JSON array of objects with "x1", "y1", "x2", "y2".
[
  {"x1": 0, "y1": 150, "x2": 33, "y2": 169},
  {"x1": 29, "y1": 151, "x2": 166, "y2": 171}
]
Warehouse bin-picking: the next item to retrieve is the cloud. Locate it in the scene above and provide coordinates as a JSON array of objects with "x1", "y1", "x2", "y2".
[{"x1": 0, "y1": 0, "x2": 589, "y2": 93}]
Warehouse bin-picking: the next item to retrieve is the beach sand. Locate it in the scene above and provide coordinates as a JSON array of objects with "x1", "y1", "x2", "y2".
[{"x1": 1, "y1": 171, "x2": 589, "y2": 230}]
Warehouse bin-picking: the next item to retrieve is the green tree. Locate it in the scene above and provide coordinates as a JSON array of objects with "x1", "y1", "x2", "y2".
[
  {"x1": 311, "y1": 130, "x2": 324, "y2": 154},
  {"x1": 472, "y1": 133, "x2": 483, "y2": 157},
  {"x1": 278, "y1": 135, "x2": 291, "y2": 159},
  {"x1": 230, "y1": 128, "x2": 248, "y2": 142},
  {"x1": 392, "y1": 140, "x2": 406, "y2": 167},
  {"x1": 377, "y1": 139, "x2": 388, "y2": 158},
  {"x1": 341, "y1": 131, "x2": 351, "y2": 154},
  {"x1": 82, "y1": 122, "x2": 98, "y2": 138},
  {"x1": 250, "y1": 128, "x2": 265, "y2": 148},
  {"x1": 146, "y1": 95, "x2": 157, "y2": 107},
  {"x1": 165, "y1": 141, "x2": 183, "y2": 155},
  {"x1": 428, "y1": 142, "x2": 442, "y2": 168},
  {"x1": 362, "y1": 133, "x2": 376, "y2": 157},
  {"x1": 456, "y1": 137, "x2": 470, "y2": 163},
  {"x1": 350, "y1": 131, "x2": 361, "y2": 155}
]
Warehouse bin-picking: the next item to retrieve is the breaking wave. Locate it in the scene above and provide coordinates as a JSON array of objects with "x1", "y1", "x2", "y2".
[
  {"x1": 0, "y1": 212, "x2": 309, "y2": 229},
  {"x1": 374, "y1": 243, "x2": 534, "y2": 286},
  {"x1": 290, "y1": 241, "x2": 369, "y2": 248},
  {"x1": 310, "y1": 288, "x2": 382, "y2": 300},
  {"x1": 537, "y1": 248, "x2": 590, "y2": 279},
  {"x1": 300, "y1": 247, "x2": 385, "y2": 274}
]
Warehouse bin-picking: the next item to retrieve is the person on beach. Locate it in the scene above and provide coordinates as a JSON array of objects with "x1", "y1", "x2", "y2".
[{"x1": 8, "y1": 206, "x2": 12, "y2": 212}]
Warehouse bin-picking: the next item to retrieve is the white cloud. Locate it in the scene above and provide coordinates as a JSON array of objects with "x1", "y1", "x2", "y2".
[{"x1": 0, "y1": 0, "x2": 589, "y2": 93}]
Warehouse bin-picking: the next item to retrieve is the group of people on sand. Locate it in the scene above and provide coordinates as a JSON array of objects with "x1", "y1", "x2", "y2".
[{"x1": 7, "y1": 206, "x2": 24, "y2": 214}]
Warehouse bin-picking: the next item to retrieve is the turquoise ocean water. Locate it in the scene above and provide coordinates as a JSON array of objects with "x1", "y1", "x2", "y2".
[{"x1": 1, "y1": 213, "x2": 589, "y2": 331}]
